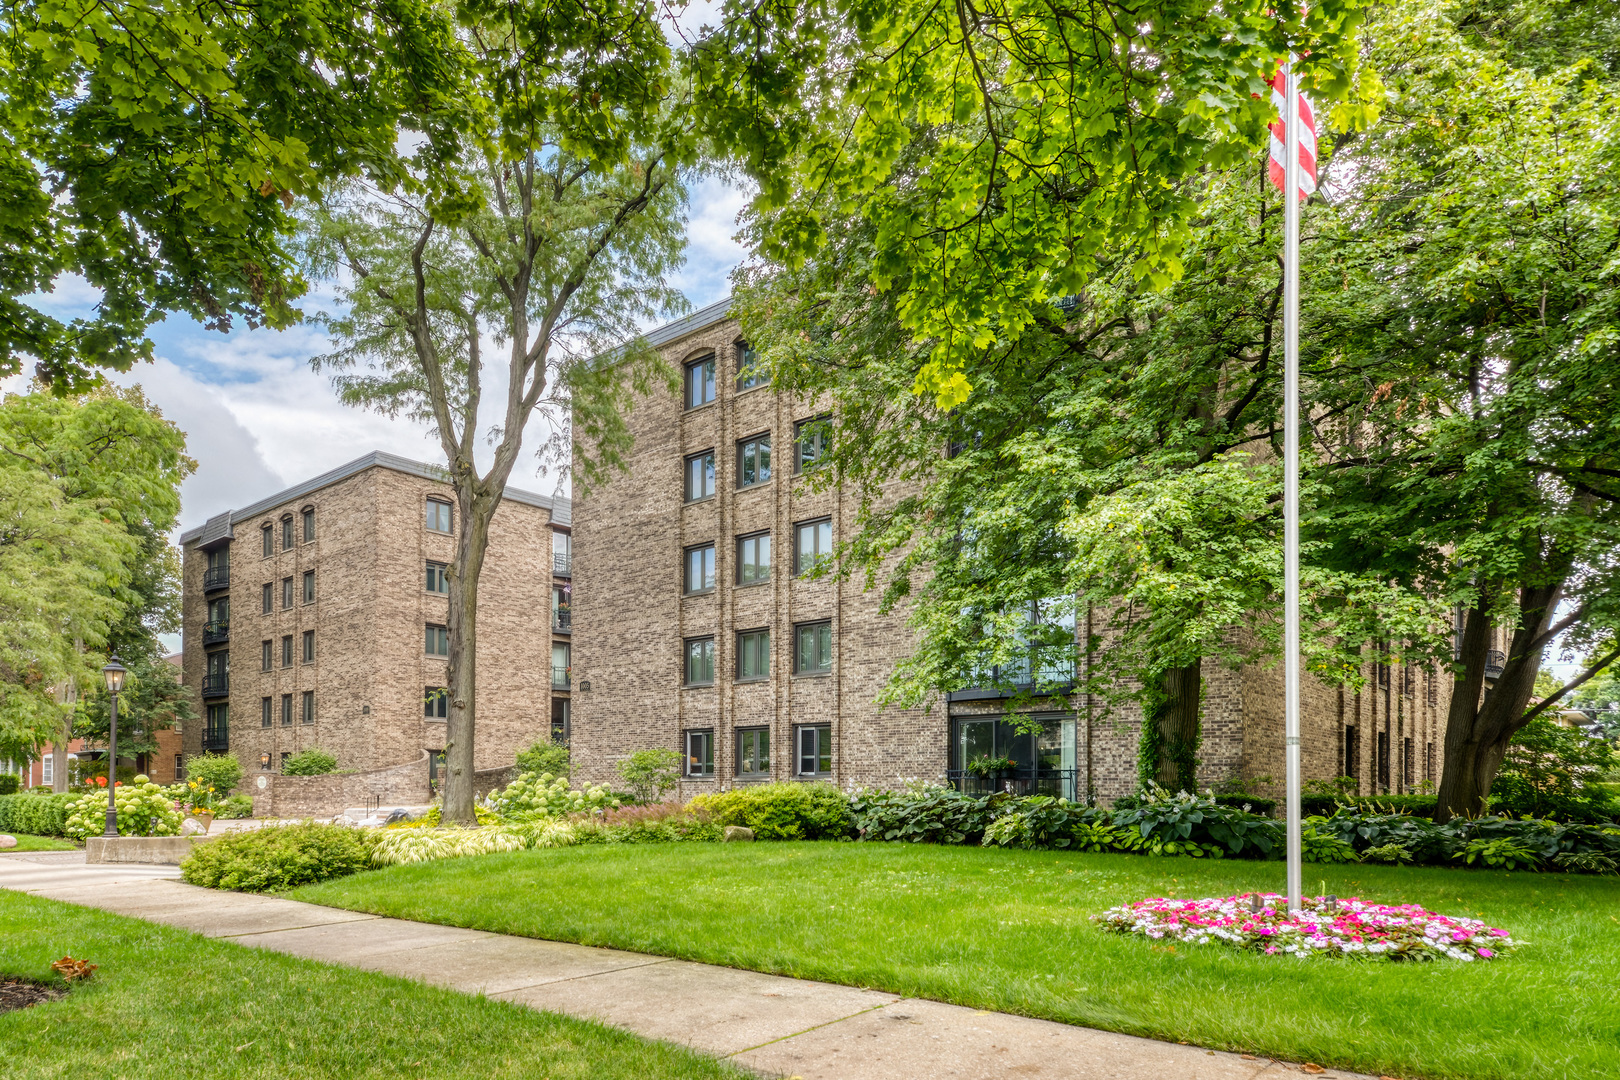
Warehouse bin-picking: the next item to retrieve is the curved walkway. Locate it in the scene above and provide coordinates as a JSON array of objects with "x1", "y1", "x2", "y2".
[{"x1": 1, "y1": 852, "x2": 1373, "y2": 1080}]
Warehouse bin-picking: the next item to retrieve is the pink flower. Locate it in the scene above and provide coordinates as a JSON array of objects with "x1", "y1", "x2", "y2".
[{"x1": 1477, "y1": 948, "x2": 1495, "y2": 958}]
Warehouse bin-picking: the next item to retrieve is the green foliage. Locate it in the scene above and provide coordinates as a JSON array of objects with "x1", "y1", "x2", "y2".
[
  {"x1": 0, "y1": 774, "x2": 17, "y2": 795},
  {"x1": 0, "y1": 791, "x2": 77, "y2": 836},
  {"x1": 616, "y1": 749, "x2": 683, "y2": 805},
  {"x1": 1300, "y1": 824, "x2": 1358, "y2": 864},
  {"x1": 1213, "y1": 794, "x2": 1277, "y2": 816},
  {"x1": 1491, "y1": 719, "x2": 1620, "y2": 822},
  {"x1": 214, "y1": 793, "x2": 255, "y2": 820},
  {"x1": 184, "y1": 753, "x2": 244, "y2": 799},
  {"x1": 850, "y1": 785, "x2": 1004, "y2": 845},
  {"x1": 980, "y1": 796, "x2": 1089, "y2": 850},
  {"x1": 1360, "y1": 843, "x2": 1413, "y2": 865},
  {"x1": 1457, "y1": 836, "x2": 1544, "y2": 872},
  {"x1": 1110, "y1": 787, "x2": 1283, "y2": 859},
  {"x1": 281, "y1": 748, "x2": 339, "y2": 777},
  {"x1": 485, "y1": 773, "x2": 619, "y2": 819},
  {"x1": 181, "y1": 822, "x2": 376, "y2": 891},
  {"x1": 62, "y1": 778, "x2": 181, "y2": 839},
  {"x1": 516, "y1": 739, "x2": 570, "y2": 780},
  {"x1": 687, "y1": 783, "x2": 854, "y2": 841}
]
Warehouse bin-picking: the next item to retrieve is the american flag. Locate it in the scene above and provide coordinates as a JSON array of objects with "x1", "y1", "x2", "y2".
[{"x1": 1268, "y1": 67, "x2": 1317, "y2": 201}]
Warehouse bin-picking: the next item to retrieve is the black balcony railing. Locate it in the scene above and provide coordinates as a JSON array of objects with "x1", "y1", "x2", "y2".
[
  {"x1": 1484, "y1": 650, "x2": 1506, "y2": 679},
  {"x1": 553, "y1": 607, "x2": 571, "y2": 633},
  {"x1": 553, "y1": 553, "x2": 571, "y2": 577},
  {"x1": 201, "y1": 674, "x2": 229, "y2": 698},
  {"x1": 202, "y1": 726, "x2": 230, "y2": 752},
  {"x1": 203, "y1": 566, "x2": 230, "y2": 592},
  {"x1": 947, "y1": 767, "x2": 1077, "y2": 798},
  {"x1": 552, "y1": 665, "x2": 570, "y2": 690},
  {"x1": 202, "y1": 620, "x2": 229, "y2": 644},
  {"x1": 951, "y1": 645, "x2": 1076, "y2": 700}
]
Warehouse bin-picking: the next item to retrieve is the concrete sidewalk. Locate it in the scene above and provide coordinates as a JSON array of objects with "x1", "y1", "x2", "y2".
[{"x1": 1, "y1": 852, "x2": 1373, "y2": 1080}]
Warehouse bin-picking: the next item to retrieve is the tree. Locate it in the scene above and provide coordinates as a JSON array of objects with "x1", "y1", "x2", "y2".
[
  {"x1": 308, "y1": 2, "x2": 692, "y2": 822},
  {"x1": 0, "y1": 0, "x2": 462, "y2": 389},
  {"x1": 616, "y1": 748, "x2": 682, "y2": 804},
  {"x1": 75, "y1": 652, "x2": 194, "y2": 772}
]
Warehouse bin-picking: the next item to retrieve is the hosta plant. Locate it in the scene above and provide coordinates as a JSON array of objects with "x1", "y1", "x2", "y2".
[{"x1": 1456, "y1": 836, "x2": 1543, "y2": 871}]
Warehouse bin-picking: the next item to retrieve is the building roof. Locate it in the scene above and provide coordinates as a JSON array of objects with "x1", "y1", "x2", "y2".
[
  {"x1": 595, "y1": 296, "x2": 736, "y2": 367},
  {"x1": 179, "y1": 450, "x2": 568, "y2": 545}
]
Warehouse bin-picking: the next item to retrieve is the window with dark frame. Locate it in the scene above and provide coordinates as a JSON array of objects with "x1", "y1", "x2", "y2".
[
  {"x1": 796, "y1": 724, "x2": 832, "y2": 776},
  {"x1": 281, "y1": 635, "x2": 293, "y2": 667},
  {"x1": 426, "y1": 624, "x2": 450, "y2": 656},
  {"x1": 261, "y1": 582, "x2": 272, "y2": 614},
  {"x1": 281, "y1": 515, "x2": 294, "y2": 550},
  {"x1": 260, "y1": 640, "x2": 272, "y2": 672},
  {"x1": 426, "y1": 561, "x2": 449, "y2": 594},
  {"x1": 794, "y1": 519, "x2": 832, "y2": 576},
  {"x1": 425, "y1": 686, "x2": 448, "y2": 719},
  {"x1": 794, "y1": 621, "x2": 832, "y2": 675},
  {"x1": 281, "y1": 693, "x2": 293, "y2": 727},
  {"x1": 302, "y1": 570, "x2": 315, "y2": 604},
  {"x1": 302, "y1": 690, "x2": 315, "y2": 725},
  {"x1": 794, "y1": 416, "x2": 831, "y2": 472},
  {"x1": 281, "y1": 751, "x2": 290, "y2": 770},
  {"x1": 684, "y1": 637, "x2": 715, "y2": 685},
  {"x1": 260, "y1": 697, "x2": 272, "y2": 728},
  {"x1": 282, "y1": 576, "x2": 294, "y2": 609},
  {"x1": 683, "y1": 544, "x2": 716, "y2": 595},
  {"x1": 737, "y1": 532, "x2": 771, "y2": 585},
  {"x1": 684, "y1": 354, "x2": 716, "y2": 409},
  {"x1": 684, "y1": 451, "x2": 716, "y2": 502},
  {"x1": 737, "y1": 433, "x2": 771, "y2": 488},
  {"x1": 1343, "y1": 725, "x2": 1360, "y2": 786},
  {"x1": 426, "y1": 498, "x2": 453, "y2": 533},
  {"x1": 685, "y1": 729, "x2": 715, "y2": 777},
  {"x1": 302, "y1": 630, "x2": 315, "y2": 663},
  {"x1": 302, "y1": 507, "x2": 315, "y2": 543},
  {"x1": 736, "y1": 727, "x2": 770, "y2": 778},
  {"x1": 1402, "y1": 737, "x2": 1414, "y2": 789},
  {"x1": 737, "y1": 629, "x2": 770, "y2": 681},
  {"x1": 735, "y1": 341, "x2": 765, "y2": 391},
  {"x1": 262, "y1": 525, "x2": 274, "y2": 557},
  {"x1": 175, "y1": 754, "x2": 185, "y2": 780}
]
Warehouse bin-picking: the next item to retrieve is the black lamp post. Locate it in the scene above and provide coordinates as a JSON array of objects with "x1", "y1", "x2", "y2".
[{"x1": 101, "y1": 657, "x2": 127, "y2": 838}]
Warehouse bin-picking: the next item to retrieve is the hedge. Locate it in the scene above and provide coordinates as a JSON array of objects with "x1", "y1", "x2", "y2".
[
  {"x1": 688, "y1": 782, "x2": 854, "y2": 840},
  {"x1": 0, "y1": 792, "x2": 80, "y2": 837}
]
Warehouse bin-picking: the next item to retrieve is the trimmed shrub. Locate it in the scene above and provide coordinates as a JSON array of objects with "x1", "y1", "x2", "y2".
[
  {"x1": 185, "y1": 752, "x2": 244, "y2": 797},
  {"x1": 689, "y1": 782, "x2": 854, "y2": 840},
  {"x1": 281, "y1": 748, "x2": 339, "y2": 776},
  {"x1": 181, "y1": 822, "x2": 376, "y2": 891},
  {"x1": 0, "y1": 792, "x2": 80, "y2": 837},
  {"x1": 0, "y1": 774, "x2": 19, "y2": 795}
]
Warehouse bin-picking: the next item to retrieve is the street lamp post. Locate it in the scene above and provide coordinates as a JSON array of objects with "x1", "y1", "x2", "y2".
[{"x1": 101, "y1": 657, "x2": 127, "y2": 838}]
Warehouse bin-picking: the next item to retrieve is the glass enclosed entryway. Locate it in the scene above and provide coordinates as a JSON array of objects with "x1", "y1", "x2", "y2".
[{"x1": 949, "y1": 714, "x2": 1076, "y2": 799}]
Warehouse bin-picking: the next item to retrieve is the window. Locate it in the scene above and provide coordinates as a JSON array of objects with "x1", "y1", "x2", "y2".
[
  {"x1": 281, "y1": 515, "x2": 295, "y2": 551},
  {"x1": 302, "y1": 690, "x2": 315, "y2": 725},
  {"x1": 795, "y1": 416, "x2": 831, "y2": 472},
  {"x1": 736, "y1": 532, "x2": 771, "y2": 586},
  {"x1": 1402, "y1": 737, "x2": 1414, "y2": 789},
  {"x1": 301, "y1": 630, "x2": 315, "y2": 664},
  {"x1": 206, "y1": 596, "x2": 230, "y2": 627},
  {"x1": 42, "y1": 756, "x2": 52, "y2": 785},
  {"x1": 426, "y1": 624, "x2": 450, "y2": 656},
  {"x1": 281, "y1": 751, "x2": 290, "y2": 771},
  {"x1": 261, "y1": 697, "x2": 272, "y2": 728},
  {"x1": 1343, "y1": 725, "x2": 1360, "y2": 786},
  {"x1": 794, "y1": 519, "x2": 832, "y2": 576},
  {"x1": 684, "y1": 354, "x2": 716, "y2": 409},
  {"x1": 301, "y1": 570, "x2": 314, "y2": 605},
  {"x1": 262, "y1": 525, "x2": 274, "y2": 558},
  {"x1": 552, "y1": 697, "x2": 571, "y2": 743},
  {"x1": 796, "y1": 724, "x2": 832, "y2": 776},
  {"x1": 426, "y1": 498, "x2": 453, "y2": 533},
  {"x1": 736, "y1": 727, "x2": 770, "y2": 778},
  {"x1": 261, "y1": 582, "x2": 273, "y2": 614},
  {"x1": 426, "y1": 561, "x2": 449, "y2": 594},
  {"x1": 553, "y1": 530, "x2": 571, "y2": 575},
  {"x1": 737, "y1": 433, "x2": 771, "y2": 488},
  {"x1": 684, "y1": 637, "x2": 715, "y2": 685},
  {"x1": 282, "y1": 577, "x2": 294, "y2": 609},
  {"x1": 684, "y1": 451, "x2": 716, "y2": 502},
  {"x1": 737, "y1": 629, "x2": 770, "y2": 681},
  {"x1": 281, "y1": 694, "x2": 293, "y2": 727},
  {"x1": 552, "y1": 642, "x2": 570, "y2": 688},
  {"x1": 683, "y1": 544, "x2": 716, "y2": 595},
  {"x1": 425, "y1": 686, "x2": 448, "y2": 720},
  {"x1": 205, "y1": 703, "x2": 229, "y2": 745},
  {"x1": 281, "y1": 635, "x2": 293, "y2": 668},
  {"x1": 260, "y1": 640, "x2": 272, "y2": 672},
  {"x1": 302, "y1": 507, "x2": 315, "y2": 543},
  {"x1": 735, "y1": 340, "x2": 765, "y2": 391},
  {"x1": 173, "y1": 755, "x2": 183, "y2": 781},
  {"x1": 685, "y1": 729, "x2": 715, "y2": 777},
  {"x1": 794, "y1": 621, "x2": 832, "y2": 675}
]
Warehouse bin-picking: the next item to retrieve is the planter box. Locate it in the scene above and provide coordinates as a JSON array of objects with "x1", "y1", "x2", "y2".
[{"x1": 85, "y1": 836, "x2": 215, "y2": 865}]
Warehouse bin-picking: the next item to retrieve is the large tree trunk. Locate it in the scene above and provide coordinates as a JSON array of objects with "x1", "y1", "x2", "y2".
[
  {"x1": 51, "y1": 715, "x2": 71, "y2": 792},
  {"x1": 441, "y1": 491, "x2": 496, "y2": 825},
  {"x1": 1150, "y1": 661, "x2": 1203, "y2": 791}
]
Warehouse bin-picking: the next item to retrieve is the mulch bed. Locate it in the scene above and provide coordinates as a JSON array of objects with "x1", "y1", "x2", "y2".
[{"x1": 0, "y1": 978, "x2": 67, "y2": 1014}]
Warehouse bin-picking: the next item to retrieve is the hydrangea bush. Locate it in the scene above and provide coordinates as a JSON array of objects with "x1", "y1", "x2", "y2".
[
  {"x1": 1094, "y1": 894, "x2": 1519, "y2": 962},
  {"x1": 484, "y1": 772, "x2": 619, "y2": 819},
  {"x1": 63, "y1": 776, "x2": 182, "y2": 839}
]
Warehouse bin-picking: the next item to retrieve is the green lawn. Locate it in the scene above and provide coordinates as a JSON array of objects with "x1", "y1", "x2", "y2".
[
  {"x1": 294, "y1": 842, "x2": 1620, "y2": 1080},
  {"x1": 1, "y1": 834, "x2": 78, "y2": 852},
  {"x1": 0, "y1": 890, "x2": 748, "y2": 1080}
]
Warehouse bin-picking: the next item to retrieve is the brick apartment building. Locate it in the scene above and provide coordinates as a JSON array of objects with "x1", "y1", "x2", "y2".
[
  {"x1": 178, "y1": 452, "x2": 571, "y2": 783},
  {"x1": 570, "y1": 299, "x2": 1461, "y2": 801}
]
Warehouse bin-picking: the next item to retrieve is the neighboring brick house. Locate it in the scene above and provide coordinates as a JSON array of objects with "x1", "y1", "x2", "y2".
[
  {"x1": 570, "y1": 299, "x2": 1456, "y2": 802},
  {"x1": 177, "y1": 452, "x2": 569, "y2": 783}
]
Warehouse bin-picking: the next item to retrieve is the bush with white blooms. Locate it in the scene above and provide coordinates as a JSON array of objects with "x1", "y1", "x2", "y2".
[
  {"x1": 1093, "y1": 894, "x2": 1519, "y2": 962},
  {"x1": 484, "y1": 771, "x2": 619, "y2": 819},
  {"x1": 63, "y1": 776, "x2": 183, "y2": 839}
]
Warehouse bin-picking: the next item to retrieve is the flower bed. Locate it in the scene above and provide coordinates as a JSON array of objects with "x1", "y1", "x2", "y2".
[{"x1": 1093, "y1": 893, "x2": 1518, "y2": 961}]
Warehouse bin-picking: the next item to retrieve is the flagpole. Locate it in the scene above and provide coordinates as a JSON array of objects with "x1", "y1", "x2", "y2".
[{"x1": 1283, "y1": 57, "x2": 1303, "y2": 914}]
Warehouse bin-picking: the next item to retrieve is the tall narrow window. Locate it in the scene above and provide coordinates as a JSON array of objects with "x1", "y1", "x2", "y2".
[
  {"x1": 262, "y1": 525, "x2": 274, "y2": 557},
  {"x1": 737, "y1": 533, "x2": 771, "y2": 586},
  {"x1": 737, "y1": 629, "x2": 770, "y2": 681},
  {"x1": 552, "y1": 530, "x2": 571, "y2": 575},
  {"x1": 683, "y1": 544, "x2": 716, "y2": 595},
  {"x1": 426, "y1": 498, "x2": 453, "y2": 533},
  {"x1": 684, "y1": 451, "x2": 716, "y2": 502},
  {"x1": 260, "y1": 697, "x2": 272, "y2": 728},
  {"x1": 736, "y1": 727, "x2": 770, "y2": 778},
  {"x1": 281, "y1": 694, "x2": 293, "y2": 726},
  {"x1": 425, "y1": 686, "x2": 448, "y2": 720},
  {"x1": 796, "y1": 724, "x2": 832, "y2": 776},
  {"x1": 281, "y1": 635, "x2": 293, "y2": 667},
  {"x1": 281, "y1": 515, "x2": 295, "y2": 550},
  {"x1": 301, "y1": 690, "x2": 315, "y2": 725},
  {"x1": 302, "y1": 507, "x2": 315, "y2": 543},
  {"x1": 261, "y1": 582, "x2": 273, "y2": 614},
  {"x1": 794, "y1": 519, "x2": 832, "y2": 576},
  {"x1": 426, "y1": 561, "x2": 449, "y2": 594},
  {"x1": 794, "y1": 621, "x2": 832, "y2": 675},
  {"x1": 1343, "y1": 725, "x2": 1360, "y2": 786},
  {"x1": 737, "y1": 433, "x2": 771, "y2": 488},
  {"x1": 282, "y1": 577, "x2": 294, "y2": 609},
  {"x1": 684, "y1": 354, "x2": 716, "y2": 409},
  {"x1": 302, "y1": 570, "x2": 315, "y2": 604},
  {"x1": 260, "y1": 640, "x2": 272, "y2": 672},
  {"x1": 735, "y1": 341, "x2": 765, "y2": 391},
  {"x1": 426, "y1": 624, "x2": 450, "y2": 656},
  {"x1": 301, "y1": 630, "x2": 315, "y2": 664},
  {"x1": 684, "y1": 637, "x2": 715, "y2": 685},
  {"x1": 795, "y1": 416, "x2": 831, "y2": 472},
  {"x1": 685, "y1": 729, "x2": 715, "y2": 777},
  {"x1": 552, "y1": 642, "x2": 570, "y2": 688}
]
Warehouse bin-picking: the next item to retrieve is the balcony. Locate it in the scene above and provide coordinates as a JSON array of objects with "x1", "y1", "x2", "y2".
[
  {"x1": 553, "y1": 607, "x2": 571, "y2": 634},
  {"x1": 947, "y1": 645, "x2": 1077, "y2": 702},
  {"x1": 553, "y1": 552, "x2": 571, "y2": 578},
  {"x1": 202, "y1": 726, "x2": 230, "y2": 752},
  {"x1": 201, "y1": 674, "x2": 229, "y2": 698},
  {"x1": 1484, "y1": 650, "x2": 1506, "y2": 679},
  {"x1": 947, "y1": 767, "x2": 1077, "y2": 799},
  {"x1": 203, "y1": 566, "x2": 230, "y2": 592},
  {"x1": 202, "y1": 620, "x2": 229, "y2": 645},
  {"x1": 552, "y1": 665, "x2": 570, "y2": 690}
]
